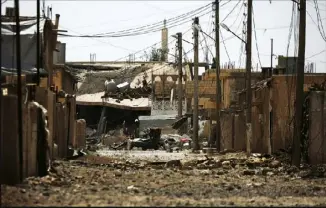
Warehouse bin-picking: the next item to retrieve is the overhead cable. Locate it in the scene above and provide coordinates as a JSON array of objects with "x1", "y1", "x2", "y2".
[{"x1": 59, "y1": 4, "x2": 212, "y2": 38}]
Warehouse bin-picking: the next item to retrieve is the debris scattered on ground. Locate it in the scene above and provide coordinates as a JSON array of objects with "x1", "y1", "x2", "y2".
[{"x1": 2, "y1": 151, "x2": 326, "y2": 206}]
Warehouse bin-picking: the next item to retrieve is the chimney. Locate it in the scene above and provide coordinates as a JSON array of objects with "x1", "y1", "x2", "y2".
[{"x1": 5, "y1": 7, "x2": 15, "y2": 17}]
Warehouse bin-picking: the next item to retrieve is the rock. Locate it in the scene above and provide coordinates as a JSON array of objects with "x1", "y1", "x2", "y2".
[
  {"x1": 222, "y1": 161, "x2": 231, "y2": 166},
  {"x1": 75, "y1": 176, "x2": 83, "y2": 179},
  {"x1": 114, "y1": 171, "x2": 122, "y2": 177},
  {"x1": 90, "y1": 188, "x2": 98, "y2": 192},
  {"x1": 20, "y1": 189, "x2": 26, "y2": 193},
  {"x1": 226, "y1": 185, "x2": 234, "y2": 191},
  {"x1": 42, "y1": 192, "x2": 50, "y2": 197},
  {"x1": 216, "y1": 170, "x2": 226, "y2": 175},
  {"x1": 262, "y1": 168, "x2": 273, "y2": 176},
  {"x1": 267, "y1": 172, "x2": 274, "y2": 176},
  {"x1": 253, "y1": 182, "x2": 264, "y2": 187},
  {"x1": 243, "y1": 169, "x2": 256, "y2": 175},
  {"x1": 269, "y1": 160, "x2": 281, "y2": 168},
  {"x1": 127, "y1": 185, "x2": 139, "y2": 193},
  {"x1": 91, "y1": 181, "x2": 98, "y2": 185},
  {"x1": 200, "y1": 169, "x2": 211, "y2": 175},
  {"x1": 165, "y1": 160, "x2": 182, "y2": 168}
]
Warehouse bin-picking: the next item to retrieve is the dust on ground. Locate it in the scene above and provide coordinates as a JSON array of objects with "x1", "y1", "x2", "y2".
[{"x1": 2, "y1": 151, "x2": 326, "y2": 206}]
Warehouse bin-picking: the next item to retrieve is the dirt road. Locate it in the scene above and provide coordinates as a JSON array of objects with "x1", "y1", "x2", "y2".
[{"x1": 2, "y1": 151, "x2": 326, "y2": 206}]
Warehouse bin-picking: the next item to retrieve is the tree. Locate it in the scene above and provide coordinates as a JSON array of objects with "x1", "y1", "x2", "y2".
[{"x1": 149, "y1": 47, "x2": 165, "y2": 62}]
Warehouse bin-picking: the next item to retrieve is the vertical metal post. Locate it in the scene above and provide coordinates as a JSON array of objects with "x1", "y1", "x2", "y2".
[
  {"x1": 177, "y1": 32, "x2": 183, "y2": 118},
  {"x1": 193, "y1": 17, "x2": 199, "y2": 151}
]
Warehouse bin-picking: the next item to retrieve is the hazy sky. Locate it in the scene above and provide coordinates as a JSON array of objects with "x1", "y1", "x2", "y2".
[{"x1": 2, "y1": 0, "x2": 326, "y2": 72}]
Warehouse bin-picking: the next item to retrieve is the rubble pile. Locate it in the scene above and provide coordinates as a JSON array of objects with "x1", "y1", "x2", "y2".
[{"x1": 101, "y1": 85, "x2": 152, "y2": 102}]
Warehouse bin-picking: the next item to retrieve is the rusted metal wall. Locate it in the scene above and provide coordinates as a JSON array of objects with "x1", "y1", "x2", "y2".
[
  {"x1": 308, "y1": 91, "x2": 326, "y2": 164},
  {"x1": 0, "y1": 95, "x2": 20, "y2": 185},
  {"x1": 271, "y1": 75, "x2": 326, "y2": 152}
]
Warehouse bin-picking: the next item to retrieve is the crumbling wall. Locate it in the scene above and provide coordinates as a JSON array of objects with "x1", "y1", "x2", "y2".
[
  {"x1": 220, "y1": 111, "x2": 233, "y2": 150},
  {"x1": 308, "y1": 91, "x2": 326, "y2": 164}
]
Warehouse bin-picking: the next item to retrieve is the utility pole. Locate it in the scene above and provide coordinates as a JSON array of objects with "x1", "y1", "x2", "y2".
[
  {"x1": 215, "y1": 0, "x2": 221, "y2": 151},
  {"x1": 37, "y1": 0, "x2": 40, "y2": 85},
  {"x1": 14, "y1": 0, "x2": 23, "y2": 182},
  {"x1": 292, "y1": 0, "x2": 306, "y2": 167},
  {"x1": 246, "y1": 0, "x2": 253, "y2": 157},
  {"x1": 270, "y1": 38, "x2": 273, "y2": 77},
  {"x1": 193, "y1": 17, "x2": 200, "y2": 151},
  {"x1": 177, "y1": 32, "x2": 183, "y2": 118}
]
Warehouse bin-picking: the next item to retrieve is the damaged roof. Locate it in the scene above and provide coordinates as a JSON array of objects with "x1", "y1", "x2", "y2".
[
  {"x1": 66, "y1": 64, "x2": 151, "y2": 95},
  {"x1": 68, "y1": 63, "x2": 177, "y2": 96},
  {"x1": 76, "y1": 92, "x2": 150, "y2": 111}
]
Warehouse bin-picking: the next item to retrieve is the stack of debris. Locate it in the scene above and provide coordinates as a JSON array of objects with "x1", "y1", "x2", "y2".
[{"x1": 101, "y1": 84, "x2": 152, "y2": 102}]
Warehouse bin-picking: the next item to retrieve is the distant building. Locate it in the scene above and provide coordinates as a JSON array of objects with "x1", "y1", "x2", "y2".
[{"x1": 276, "y1": 56, "x2": 298, "y2": 74}]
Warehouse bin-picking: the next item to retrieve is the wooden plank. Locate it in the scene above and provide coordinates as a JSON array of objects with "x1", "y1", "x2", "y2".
[
  {"x1": 68, "y1": 97, "x2": 76, "y2": 148},
  {"x1": 47, "y1": 91, "x2": 56, "y2": 159},
  {"x1": 28, "y1": 103, "x2": 38, "y2": 177},
  {"x1": 22, "y1": 106, "x2": 28, "y2": 179},
  {"x1": 56, "y1": 104, "x2": 65, "y2": 158},
  {"x1": 63, "y1": 104, "x2": 69, "y2": 157}
]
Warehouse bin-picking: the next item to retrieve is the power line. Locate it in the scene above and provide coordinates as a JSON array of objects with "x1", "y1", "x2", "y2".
[
  {"x1": 95, "y1": 3, "x2": 211, "y2": 36},
  {"x1": 114, "y1": 27, "x2": 193, "y2": 62},
  {"x1": 59, "y1": 4, "x2": 212, "y2": 38},
  {"x1": 59, "y1": 25, "x2": 135, "y2": 52},
  {"x1": 59, "y1": 9, "x2": 211, "y2": 38},
  {"x1": 220, "y1": 30, "x2": 231, "y2": 64},
  {"x1": 306, "y1": 10, "x2": 326, "y2": 41},
  {"x1": 312, "y1": 0, "x2": 326, "y2": 41},
  {"x1": 59, "y1": 1, "x2": 235, "y2": 39},
  {"x1": 252, "y1": 7, "x2": 262, "y2": 68},
  {"x1": 306, "y1": 49, "x2": 326, "y2": 59},
  {"x1": 238, "y1": 1, "x2": 247, "y2": 68},
  {"x1": 221, "y1": 0, "x2": 241, "y2": 23}
]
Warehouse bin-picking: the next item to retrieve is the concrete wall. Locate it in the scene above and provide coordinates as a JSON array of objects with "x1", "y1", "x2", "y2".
[{"x1": 309, "y1": 91, "x2": 326, "y2": 164}]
